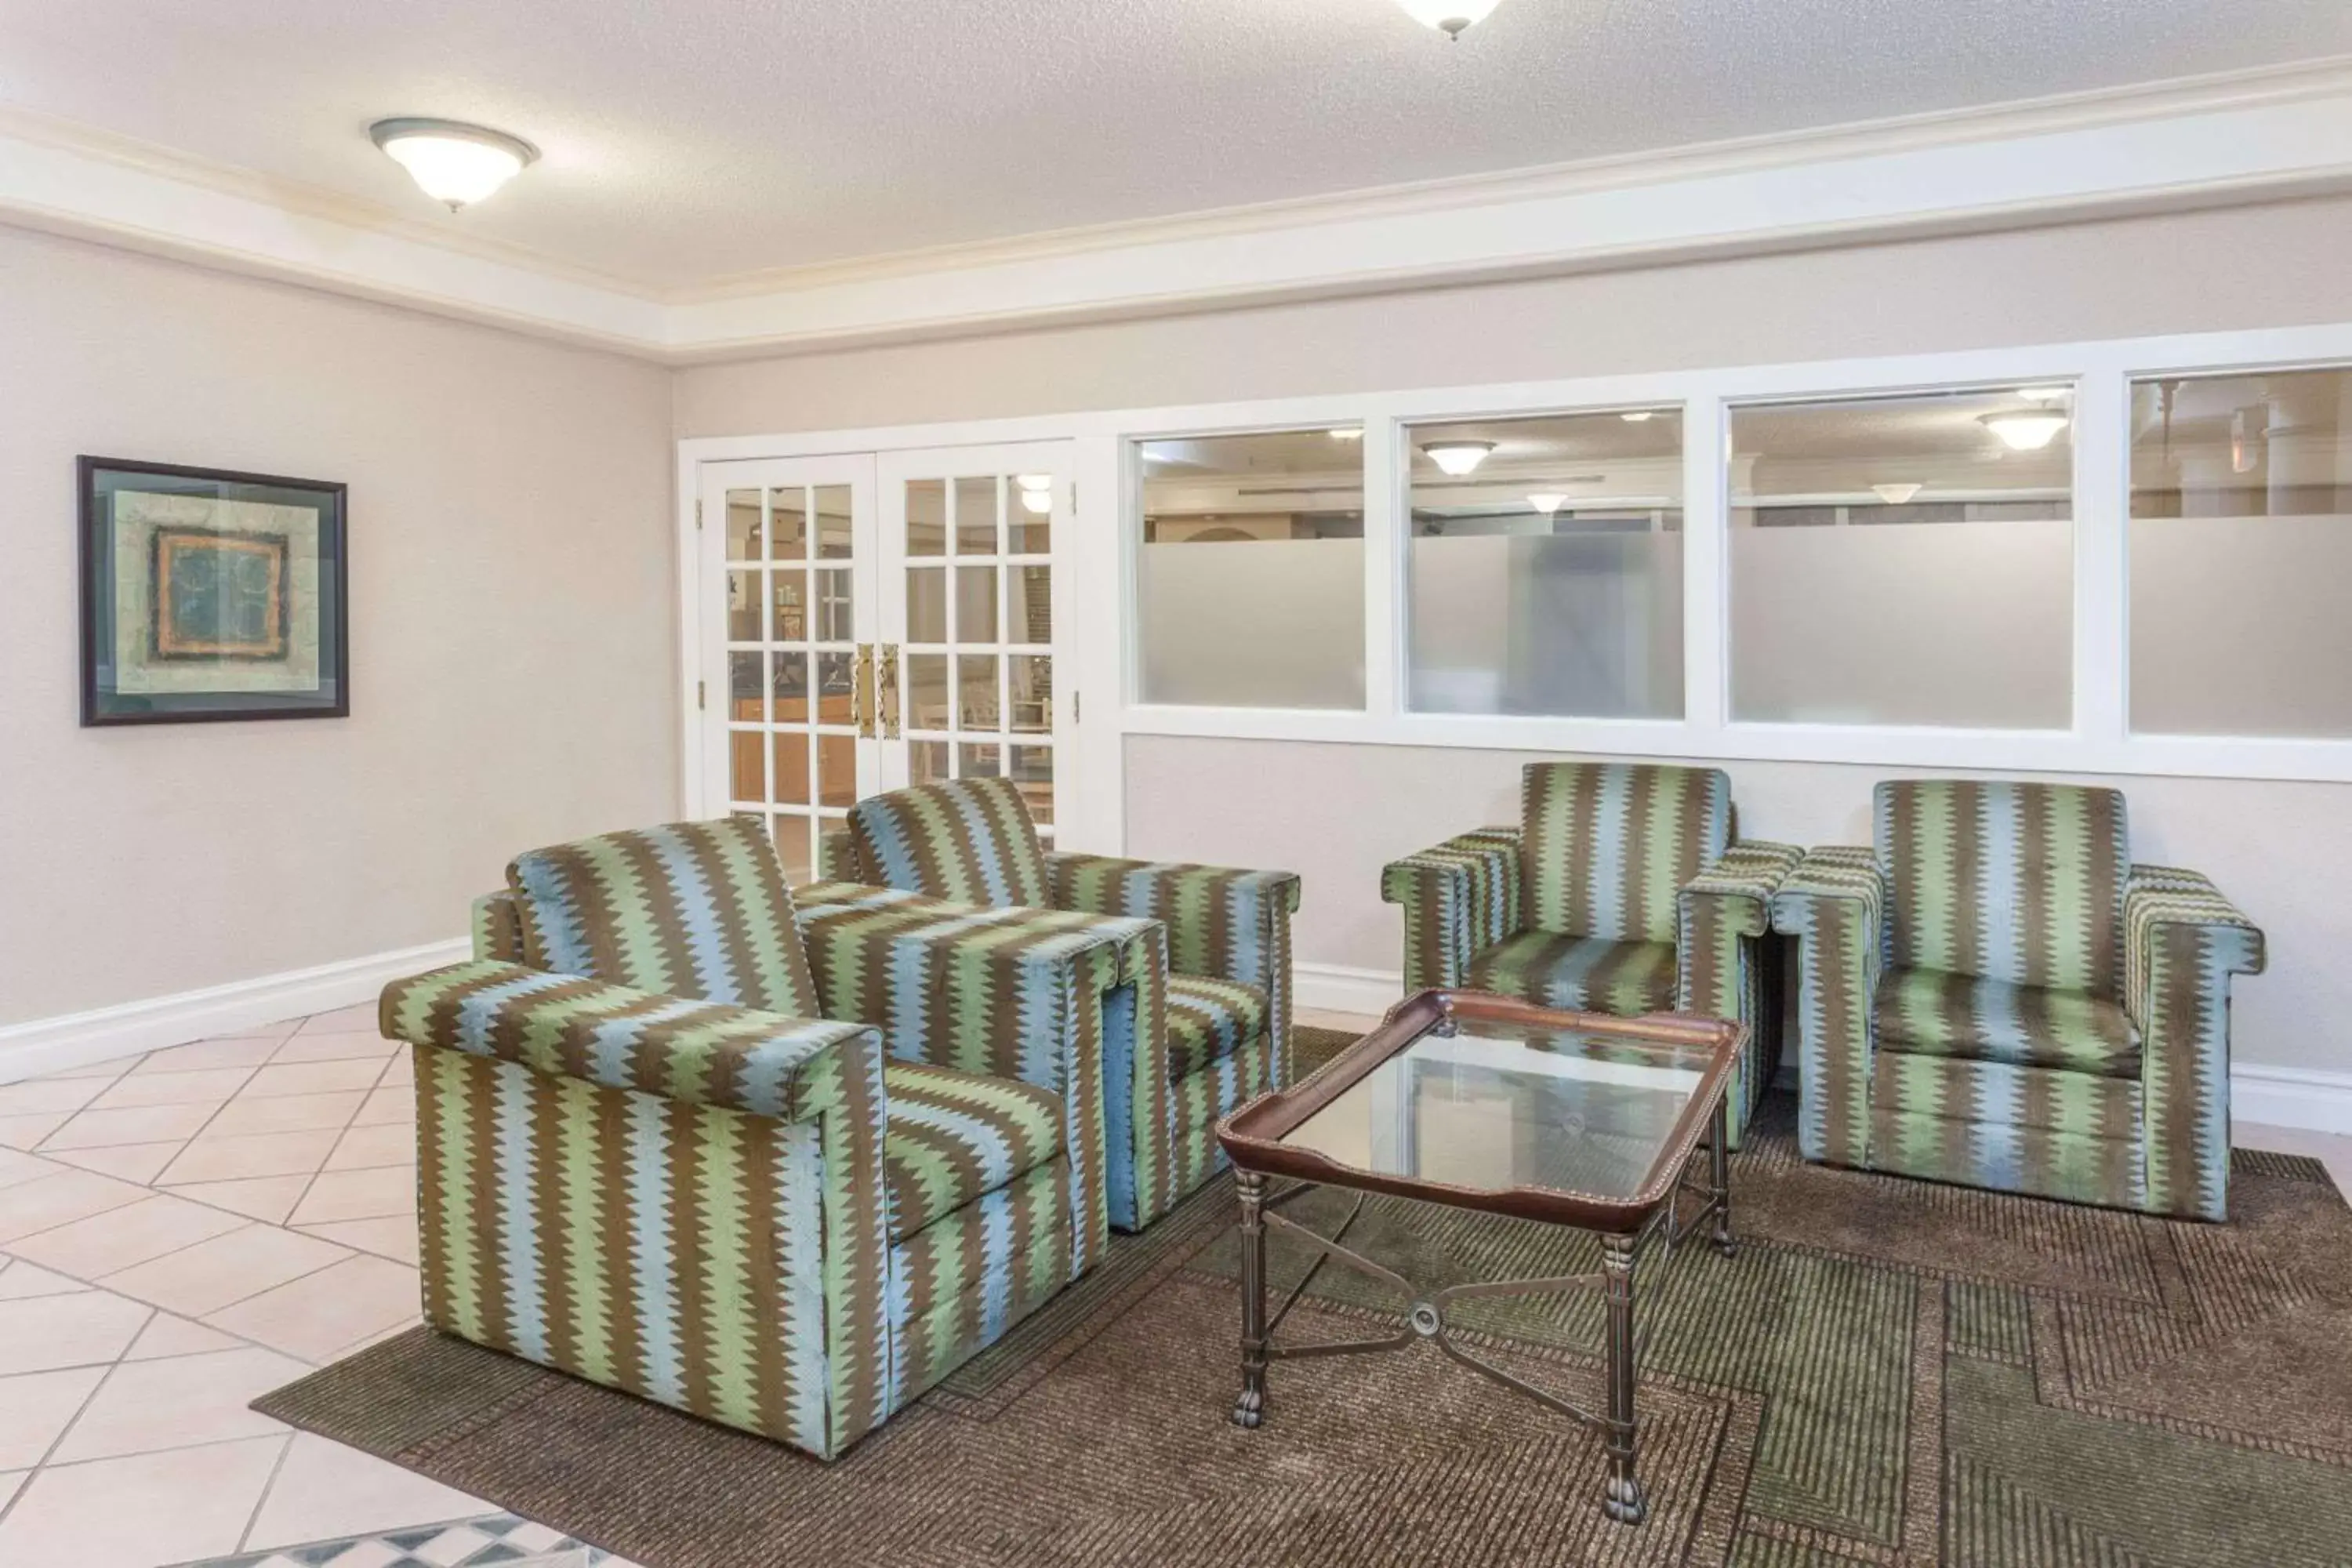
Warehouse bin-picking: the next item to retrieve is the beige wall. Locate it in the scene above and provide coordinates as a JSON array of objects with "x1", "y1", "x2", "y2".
[
  {"x1": 674, "y1": 196, "x2": 2352, "y2": 435},
  {"x1": 0, "y1": 227, "x2": 677, "y2": 1026},
  {"x1": 1125, "y1": 736, "x2": 2348, "y2": 1076}
]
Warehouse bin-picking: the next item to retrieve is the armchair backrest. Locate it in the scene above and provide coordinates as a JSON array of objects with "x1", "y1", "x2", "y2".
[
  {"x1": 842, "y1": 776, "x2": 1051, "y2": 909},
  {"x1": 1520, "y1": 762, "x2": 1731, "y2": 943},
  {"x1": 505, "y1": 817, "x2": 825, "y2": 1018},
  {"x1": 1874, "y1": 780, "x2": 2127, "y2": 996}
]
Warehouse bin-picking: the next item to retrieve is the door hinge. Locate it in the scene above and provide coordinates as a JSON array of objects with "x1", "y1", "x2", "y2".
[
  {"x1": 697, "y1": 680, "x2": 706, "y2": 711},
  {"x1": 1073, "y1": 690, "x2": 1081, "y2": 723},
  {"x1": 695, "y1": 499, "x2": 704, "y2": 530}
]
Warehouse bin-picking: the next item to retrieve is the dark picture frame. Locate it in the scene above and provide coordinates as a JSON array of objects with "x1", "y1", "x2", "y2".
[{"x1": 78, "y1": 457, "x2": 349, "y2": 726}]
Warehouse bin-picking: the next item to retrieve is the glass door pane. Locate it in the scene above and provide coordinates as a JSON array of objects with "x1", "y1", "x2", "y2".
[
  {"x1": 880, "y1": 446, "x2": 1072, "y2": 846},
  {"x1": 702, "y1": 460, "x2": 877, "y2": 881}
]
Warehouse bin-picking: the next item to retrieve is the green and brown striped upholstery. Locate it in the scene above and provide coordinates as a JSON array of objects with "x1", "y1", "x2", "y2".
[
  {"x1": 1773, "y1": 784, "x2": 2264, "y2": 1221},
  {"x1": 1381, "y1": 764, "x2": 1792, "y2": 1144},
  {"x1": 385, "y1": 961, "x2": 891, "y2": 1459},
  {"x1": 1877, "y1": 781, "x2": 2127, "y2": 995},
  {"x1": 1464, "y1": 933, "x2": 1678, "y2": 1014},
  {"x1": 391, "y1": 821, "x2": 1121, "y2": 1460},
  {"x1": 841, "y1": 777, "x2": 1051, "y2": 909},
  {"x1": 1523, "y1": 763, "x2": 1732, "y2": 942},
  {"x1": 830, "y1": 777, "x2": 1301, "y2": 1232},
  {"x1": 506, "y1": 817, "x2": 823, "y2": 1018},
  {"x1": 881, "y1": 1061, "x2": 1063, "y2": 1240}
]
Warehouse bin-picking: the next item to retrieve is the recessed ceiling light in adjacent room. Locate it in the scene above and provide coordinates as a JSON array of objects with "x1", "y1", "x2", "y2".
[
  {"x1": 370, "y1": 118, "x2": 539, "y2": 210},
  {"x1": 1621, "y1": 410, "x2": 1657, "y2": 423},
  {"x1": 1394, "y1": 0, "x2": 1502, "y2": 38},
  {"x1": 1421, "y1": 441, "x2": 1497, "y2": 476}
]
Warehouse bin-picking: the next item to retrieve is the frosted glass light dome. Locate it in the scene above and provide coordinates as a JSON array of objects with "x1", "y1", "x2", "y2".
[{"x1": 371, "y1": 118, "x2": 539, "y2": 210}]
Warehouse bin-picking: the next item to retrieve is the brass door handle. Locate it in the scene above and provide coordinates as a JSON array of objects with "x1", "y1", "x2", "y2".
[
  {"x1": 878, "y1": 645, "x2": 902, "y2": 739},
  {"x1": 851, "y1": 644, "x2": 874, "y2": 737}
]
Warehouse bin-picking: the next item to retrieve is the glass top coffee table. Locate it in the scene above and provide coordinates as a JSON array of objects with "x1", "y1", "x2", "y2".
[{"x1": 1215, "y1": 989, "x2": 1746, "y2": 1526}]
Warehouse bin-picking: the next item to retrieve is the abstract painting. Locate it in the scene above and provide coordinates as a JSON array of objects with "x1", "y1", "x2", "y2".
[{"x1": 80, "y1": 457, "x2": 347, "y2": 724}]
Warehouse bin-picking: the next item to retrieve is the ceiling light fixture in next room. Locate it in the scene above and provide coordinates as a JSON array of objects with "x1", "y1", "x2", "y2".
[
  {"x1": 370, "y1": 118, "x2": 539, "y2": 210},
  {"x1": 1394, "y1": 0, "x2": 1502, "y2": 39}
]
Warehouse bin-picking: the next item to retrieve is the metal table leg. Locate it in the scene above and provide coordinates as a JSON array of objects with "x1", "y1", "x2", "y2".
[
  {"x1": 1601, "y1": 1236, "x2": 1646, "y2": 1525},
  {"x1": 1711, "y1": 1094, "x2": 1737, "y2": 1258},
  {"x1": 1233, "y1": 1169, "x2": 1269, "y2": 1428}
]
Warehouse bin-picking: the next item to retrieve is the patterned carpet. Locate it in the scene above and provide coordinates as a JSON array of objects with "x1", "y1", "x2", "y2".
[{"x1": 254, "y1": 1029, "x2": 2352, "y2": 1567}]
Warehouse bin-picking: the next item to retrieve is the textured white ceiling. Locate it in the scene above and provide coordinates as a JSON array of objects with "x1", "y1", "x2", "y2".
[{"x1": 3, "y1": 0, "x2": 2348, "y2": 291}]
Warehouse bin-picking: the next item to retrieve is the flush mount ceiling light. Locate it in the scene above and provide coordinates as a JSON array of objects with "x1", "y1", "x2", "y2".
[
  {"x1": 1421, "y1": 441, "x2": 1497, "y2": 476},
  {"x1": 1395, "y1": 0, "x2": 1503, "y2": 38},
  {"x1": 1620, "y1": 410, "x2": 1657, "y2": 423},
  {"x1": 1015, "y1": 474, "x2": 1054, "y2": 515},
  {"x1": 1980, "y1": 409, "x2": 2071, "y2": 452},
  {"x1": 1871, "y1": 482, "x2": 1924, "y2": 505},
  {"x1": 370, "y1": 118, "x2": 538, "y2": 210},
  {"x1": 1328, "y1": 427, "x2": 1365, "y2": 441},
  {"x1": 1526, "y1": 493, "x2": 1567, "y2": 514}
]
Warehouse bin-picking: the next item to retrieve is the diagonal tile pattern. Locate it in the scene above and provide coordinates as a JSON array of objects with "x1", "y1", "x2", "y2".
[{"x1": 0, "y1": 1008, "x2": 542, "y2": 1567}]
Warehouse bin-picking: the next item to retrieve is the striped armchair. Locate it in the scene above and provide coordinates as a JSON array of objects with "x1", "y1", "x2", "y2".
[
  {"x1": 830, "y1": 777, "x2": 1301, "y2": 1232},
  {"x1": 1770, "y1": 781, "x2": 2264, "y2": 1220},
  {"x1": 1380, "y1": 761, "x2": 1798, "y2": 1144},
  {"x1": 382, "y1": 817, "x2": 1129, "y2": 1460}
]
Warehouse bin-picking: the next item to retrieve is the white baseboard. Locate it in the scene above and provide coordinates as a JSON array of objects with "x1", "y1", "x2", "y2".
[
  {"x1": 2231, "y1": 1062, "x2": 2352, "y2": 1138},
  {"x1": 1294, "y1": 962, "x2": 1406, "y2": 1019},
  {"x1": 0, "y1": 937, "x2": 469, "y2": 1086},
  {"x1": 1295, "y1": 961, "x2": 2352, "y2": 1139}
]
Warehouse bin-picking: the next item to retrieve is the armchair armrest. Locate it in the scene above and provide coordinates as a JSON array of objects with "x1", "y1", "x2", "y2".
[
  {"x1": 1047, "y1": 852, "x2": 1300, "y2": 996},
  {"x1": 1379, "y1": 827, "x2": 1523, "y2": 993},
  {"x1": 380, "y1": 959, "x2": 880, "y2": 1123},
  {"x1": 2126, "y1": 866, "x2": 2264, "y2": 1221},
  {"x1": 793, "y1": 881, "x2": 1160, "y2": 1268},
  {"x1": 1678, "y1": 840, "x2": 1802, "y2": 1131},
  {"x1": 1768, "y1": 847, "x2": 1886, "y2": 1167},
  {"x1": 379, "y1": 959, "x2": 893, "y2": 1456}
]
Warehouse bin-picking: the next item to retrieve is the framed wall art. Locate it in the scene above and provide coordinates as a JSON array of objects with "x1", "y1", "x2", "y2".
[{"x1": 78, "y1": 457, "x2": 348, "y2": 726}]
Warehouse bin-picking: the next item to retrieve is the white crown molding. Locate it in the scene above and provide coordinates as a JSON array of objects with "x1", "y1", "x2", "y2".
[
  {"x1": 6, "y1": 56, "x2": 2352, "y2": 362},
  {"x1": 0, "y1": 936, "x2": 467, "y2": 1085}
]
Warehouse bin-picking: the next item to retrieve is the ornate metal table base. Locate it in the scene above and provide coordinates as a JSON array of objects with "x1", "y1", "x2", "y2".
[{"x1": 1230, "y1": 1096, "x2": 1735, "y2": 1527}]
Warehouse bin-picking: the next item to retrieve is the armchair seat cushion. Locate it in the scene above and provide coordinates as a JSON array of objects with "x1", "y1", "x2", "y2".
[
  {"x1": 1165, "y1": 974, "x2": 1271, "y2": 1083},
  {"x1": 1464, "y1": 932, "x2": 1679, "y2": 1016},
  {"x1": 883, "y1": 1062, "x2": 1065, "y2": 1243},
  {"x1": 1875, "y1": 968, "x2": 2138, "y2": 1079}
]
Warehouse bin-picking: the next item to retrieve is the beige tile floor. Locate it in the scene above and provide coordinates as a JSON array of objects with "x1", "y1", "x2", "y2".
[
  {"x1": 0, "y1": 1005, "x2": 521, "y2": 1567},
  {"x1": 1, "y1": 1000, "x2": 2345, "y2": 1566}
]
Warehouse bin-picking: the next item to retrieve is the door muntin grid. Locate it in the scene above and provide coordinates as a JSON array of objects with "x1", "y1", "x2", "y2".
[
  {"x1": 726, "y1": 481, "x2": 861, "y2": 880},
  {"x1": 900, "y1": 471, "x2": 1056, "y2": 837}
]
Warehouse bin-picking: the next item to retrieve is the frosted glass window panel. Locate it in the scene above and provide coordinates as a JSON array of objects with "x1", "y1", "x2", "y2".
[
  {"x1": 1409, "y1": 531, "x2": 1684, "y2": 717},
  {"x1": 1728, "y1": 389, "x2": 2074, "y2": 728},
  {"x1": 1136, "y1": 429, "x2": 1367, "y2": 710},
  {"x1": 1403, "y1": 406, "x2": 1685, "y2": 718},
  {"x1": 1140, "y1": 538, "x2": 1366, "y2": 707},
  {"x1": 2130, "y1": 368, "x2": 2352, "y2": 738}
]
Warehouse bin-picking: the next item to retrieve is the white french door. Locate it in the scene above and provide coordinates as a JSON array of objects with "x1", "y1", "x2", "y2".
[
  {"x1": 878, "y1": 442, "x2": 1077, "y2": 844},
  {"x1": 693, "y1": 441, "x2": 1079, "y2": 875},
  {"x1": 698, "y1": 456, "x2": 880, "y2": 883}
]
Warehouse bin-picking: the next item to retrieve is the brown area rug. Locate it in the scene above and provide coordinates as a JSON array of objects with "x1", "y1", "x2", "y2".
[{"x1": 256, "y1": 1029, "x2": 2352, "y2": 1567}]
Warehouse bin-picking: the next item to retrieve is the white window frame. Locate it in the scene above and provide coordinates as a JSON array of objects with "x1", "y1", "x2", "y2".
[{"x1": 677, "y1": 318, "x2": 2352, "y2": 858}]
